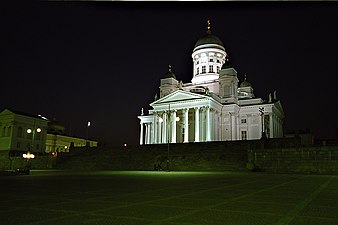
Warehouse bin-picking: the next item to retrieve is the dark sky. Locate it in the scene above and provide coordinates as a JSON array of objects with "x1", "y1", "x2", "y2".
[{"x1": 1, "y1": 2, "x2": 338, "y2": 146}]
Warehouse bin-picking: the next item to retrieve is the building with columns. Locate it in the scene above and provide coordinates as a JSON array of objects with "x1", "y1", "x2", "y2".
[{"x1": 138, "y1": 22, "x2": 284, "y2": 145}]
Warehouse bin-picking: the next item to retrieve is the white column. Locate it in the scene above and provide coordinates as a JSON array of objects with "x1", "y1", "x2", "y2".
[
  {"x1": 162, "y1": 112, "x2": 167, "y2": 143},
  {"x1": 158, "y1": 115, "x2": 162, "y2": 144},
  {"x1": 269, "y1": 113, "x2": 273, "y2": 138},
  {"x1": 206, "y1": 106, "x2": 211, "y2": 141},
  {"x1": 195, "y1": 107, "x2": 200, "y2": 142},
  {"x1": 171, "y1": 110, "x2": 177, "y2": 143},
  {"x1": 214, "y1": 111, "x2": 219, "y2": 141},
  {"x1": 153, "y1": 114, "x2": 157, "y2": 144},
  {"x1": 184, "y1": 108, "x2": 189, "y2": 143},
  {"x1": 140, "y1": 122, "x2": 144, "y2": 145},
  {"x1": 144, "y1": 123, "x2": 148, "y2": 144},
  {"x1": 148, "y1": 123, "x2": 152, "y2": 144},
  {"x1": 219, "y1": 112, "x2": 222, "y2": 141}
]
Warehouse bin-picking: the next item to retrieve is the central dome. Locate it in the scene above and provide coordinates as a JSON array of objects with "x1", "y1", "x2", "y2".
[{"x1": 194, "y1": 33, "x2": 224, "y2": 48}]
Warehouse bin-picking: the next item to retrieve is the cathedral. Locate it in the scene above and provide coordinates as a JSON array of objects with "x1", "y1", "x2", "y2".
[{"x1": 138, "y1": 21, "x2": 284, "y2": 145}]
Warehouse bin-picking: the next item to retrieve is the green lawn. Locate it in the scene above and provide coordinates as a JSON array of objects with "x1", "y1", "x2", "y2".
[{"x1": 0, "y1": 171, "x2": 337, "y2": 225}]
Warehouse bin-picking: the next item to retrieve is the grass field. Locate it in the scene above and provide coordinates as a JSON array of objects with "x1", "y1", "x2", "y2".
[{"x1": 0, "y1": 171, "x2": 337, "y2": 225}]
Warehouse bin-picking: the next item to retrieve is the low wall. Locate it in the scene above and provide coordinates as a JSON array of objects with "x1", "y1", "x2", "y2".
[
  {"x1": 55, "y1": 141, "x2": 251, "y2": 171},
  {"x1": 0, "y1": 151, "x2": 55, "y2": 170},
  {"x1": 250, "y1": 145, "x2": 338, "y2": 174},
  {"x1": 2, "y1": 137, "x2": 338, "y2": 174}
]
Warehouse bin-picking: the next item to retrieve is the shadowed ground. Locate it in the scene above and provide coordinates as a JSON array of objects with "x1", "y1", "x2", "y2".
[{"x1": 0, "y1": 171, "x2": 337, "y2": 225}]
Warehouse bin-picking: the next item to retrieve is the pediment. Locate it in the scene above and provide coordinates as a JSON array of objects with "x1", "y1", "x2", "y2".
[{"x1": 151, "y1": 90, "x2": 207, "y2": 106}]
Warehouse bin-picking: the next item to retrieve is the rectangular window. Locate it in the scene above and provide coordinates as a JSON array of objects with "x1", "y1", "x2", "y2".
[
  {"x1": 196, "y1": 60, "x2": 199, "y2": 65},
  {"x1": 196, "y1": 67, "x2": 199, "y2": 75},
  {"x1": 209, "y1": 58, "x2": 214, "y2": 62},
  {"x1": 17, "y1": 127, "x2": 23, "y2": 138},
  {"x1": 241, "y1": 119, "x2": 247, "y2": 123},
  {"x1": 7, "y1": 126, "x2": 11, "y2": 137},
  {"x1": 209, "y1": 65, "x2": 214, "y2": 73},
  {"x1": 241, "y1": 131, "x2": 247, "y2": 140},
  {"x1": 217, "y1": 59, "x2": 220, "y2": 63},
  {"x1": 217, "y1": 66, "x2": 220, "y2": 73},
  {"x1": 202, "y1": 66, "x2": 206, "y2": 73}
]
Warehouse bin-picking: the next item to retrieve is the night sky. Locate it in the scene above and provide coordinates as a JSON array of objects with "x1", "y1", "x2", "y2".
[{"x1": 1, "y1": 2, "x2": 338, "y2": 146}]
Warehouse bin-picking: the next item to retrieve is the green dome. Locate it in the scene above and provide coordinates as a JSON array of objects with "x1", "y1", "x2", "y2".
[
  {"x1": 163, "y1": 65, "x2": 176, "y2": 79},
  {"x1": 240, "y1": 79, "x2": 252, "y2": 88},
  {"x1": 221, "y1": 59, "x2": 233, "y2": 69},
  {"x1": 195, "y1": 33, "x2": 224, "y2": 48}
]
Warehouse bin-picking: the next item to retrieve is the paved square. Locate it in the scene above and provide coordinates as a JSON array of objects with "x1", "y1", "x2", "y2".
[{"x1": 0, "y1": 171, "x2": 337, "y2": 225}]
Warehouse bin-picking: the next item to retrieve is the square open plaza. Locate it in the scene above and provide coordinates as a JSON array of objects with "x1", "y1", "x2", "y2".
[{"x1": 1, "y1": 171, "x2": 338, "y2": 225}]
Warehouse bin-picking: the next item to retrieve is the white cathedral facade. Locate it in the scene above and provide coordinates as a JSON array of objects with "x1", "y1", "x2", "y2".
[{"x1": 138, "y1": 22, "x2": 284, "y2": 145}]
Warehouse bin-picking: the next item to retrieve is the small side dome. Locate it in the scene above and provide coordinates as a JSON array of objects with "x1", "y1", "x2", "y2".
[
  {"x1": 221, "y1": 58, "x2": 233, "y2": 69},
  {"x1": 239, "y1": 74, "x2": 252, "y2": 87},
  {"x1": 163, "y1": 64, "x2": 176, "y2": 79}
]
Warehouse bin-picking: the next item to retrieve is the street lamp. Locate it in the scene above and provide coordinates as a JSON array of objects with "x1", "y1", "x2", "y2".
[
  {"x1": 259, "y1": 107, "x2": 266, "y2": 139},
  {"x1": 86, "y1": 121, "x2": 91, "y2": 146},
  {"x1": 167, "y1": 104, "x2": 170, "y2": 172},
  {"x1": 23, "y1": 127, "x2": 41, "y2": 174}
]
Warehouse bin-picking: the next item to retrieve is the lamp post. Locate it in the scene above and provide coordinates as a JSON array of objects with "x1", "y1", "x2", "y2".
[
  {"x1": 86, "y1": 121, "x2": 90, "y2": 147},
  {"x1": 167, "y1": 104, "x2": 170, "y2": 172},
  {"x1": 24, "y1": 126, "x2": 41, "y2": 174},
  {"x1": 259, "y1": 107, "x2": 266, "y2": 139}
]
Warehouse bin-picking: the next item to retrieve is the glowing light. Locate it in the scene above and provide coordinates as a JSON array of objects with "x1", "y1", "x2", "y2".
[
  {"x1": 87, "y1": 121, "x2": 91, "y2": 127},
  {"x1": 23, "y1": 152, "x2": 35, "y2": 159},
  {"x1": 124, "y1": 143, "x2": 127, "y2": 147},
  {"x1": 36, "y1": 128, "x2": 41, "y2": 133},
  {"x1": 38, "y1": 114, "x2": 48, "y2": 120},
  {"x1": 176, "y1": 117, "x2": 180, "y2": 122},
  {"x1": 65, "y1": 146, "x2": 68, "y2": 149},
  {"x1": 159, "y1": 117, "x2": 163, "y2": 123},
  {"x1": 27, "y1": 129, "x2": 32, "y2": 134}
]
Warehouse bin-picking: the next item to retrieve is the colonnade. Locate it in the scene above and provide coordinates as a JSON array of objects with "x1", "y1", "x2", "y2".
[
  {"x1": 139, "y1": 108, "x2": 284, "y2": 145},
  {"x1": 140, "y1": 106, "x2": 216, "y2": 145}
]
